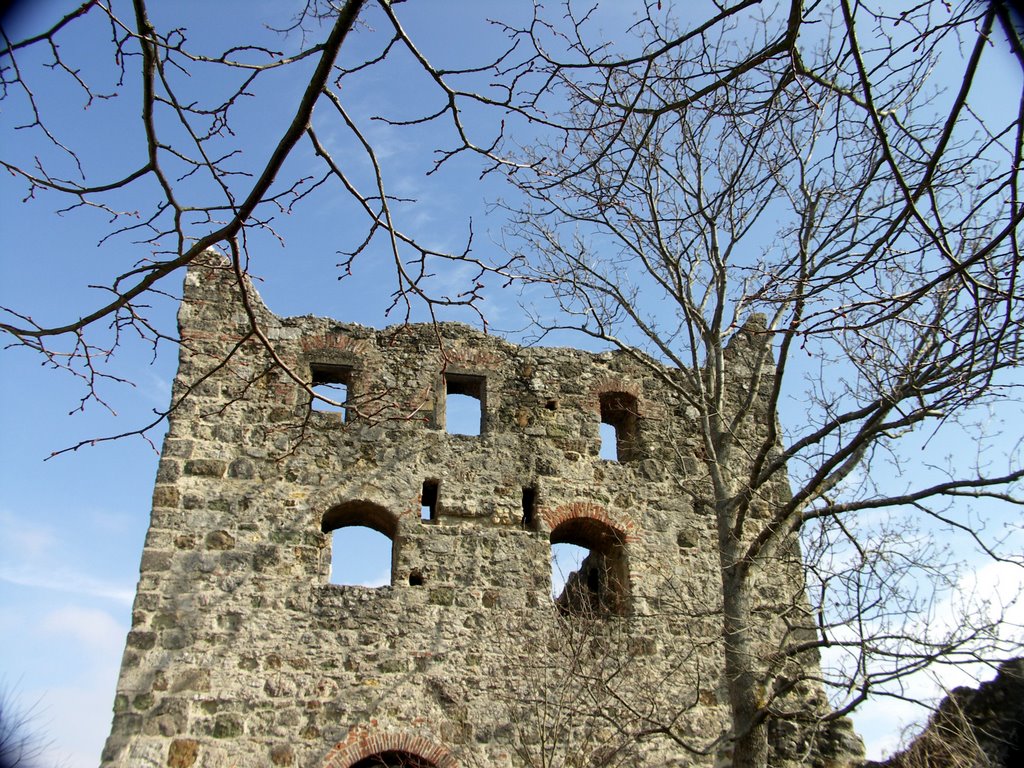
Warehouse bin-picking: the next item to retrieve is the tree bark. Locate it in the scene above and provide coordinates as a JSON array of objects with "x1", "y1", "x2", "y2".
[{"x1": 720, "y1": 504, "x2": 769, "y2": 768}]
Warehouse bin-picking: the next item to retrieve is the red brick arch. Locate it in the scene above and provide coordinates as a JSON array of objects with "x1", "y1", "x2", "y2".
[
  {"x1": 322, "y1": 726, "x2": 458, "y2": 768},
  {"x1": 540, "y1": 501, "x2": 639, "y2": 543},
  {"x1": 301, "y1": 333, "x2": 372, "y2": 357},
  {"x1": 588, "y1": 376, "x2": 642, "y2": 407}
]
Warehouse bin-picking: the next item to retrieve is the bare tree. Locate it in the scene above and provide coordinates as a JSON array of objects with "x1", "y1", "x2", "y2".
[
  {"x1": 497, "y1": 2, "x2": 1024, "y2": 767},
  {"x1": 3, "y1": 2, "x2": 1022, "y2": 765}
]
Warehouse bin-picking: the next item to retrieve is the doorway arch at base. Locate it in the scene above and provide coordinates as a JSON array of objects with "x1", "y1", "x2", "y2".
[{"x1": 322, "y1": 727, "x2": 458, "y2": 768}]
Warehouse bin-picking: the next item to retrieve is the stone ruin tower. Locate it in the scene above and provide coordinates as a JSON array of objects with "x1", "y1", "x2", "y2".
[{"x1": 101, "y1": 255, "x2": 862, "y2": 768}]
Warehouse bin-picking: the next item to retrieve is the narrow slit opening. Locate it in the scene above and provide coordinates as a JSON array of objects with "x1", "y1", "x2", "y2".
[
  {"x1": 599, "y1": 391, "x2": 639, "y2": 462},
  {"x1": 522, "y1": 486, "x2": 537, "y2": 530},
  {"x1": 421, "y1": 479, "x2": 439, "y2": 522}
]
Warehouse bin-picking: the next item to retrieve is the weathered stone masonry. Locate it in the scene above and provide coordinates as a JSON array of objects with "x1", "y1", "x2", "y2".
[{"x1": 101, "y1": 254, "x2": 861, "y2": 768}]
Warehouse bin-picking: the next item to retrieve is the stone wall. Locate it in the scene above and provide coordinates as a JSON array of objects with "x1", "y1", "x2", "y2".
[
  {"x1": 101, "y1": 254, "x2": 858, "y2": 768},
  {"x1": 866, "y1": 659, "x2": 1023, "y2": 768}
]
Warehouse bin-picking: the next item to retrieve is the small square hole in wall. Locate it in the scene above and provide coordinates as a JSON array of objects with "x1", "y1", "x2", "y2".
[
  {"x1": 444, "y1": 374, "x2": 484, "y2": 435},
  {"x1": 310, "y1": 364, "x2": 353, "y2": 418}
]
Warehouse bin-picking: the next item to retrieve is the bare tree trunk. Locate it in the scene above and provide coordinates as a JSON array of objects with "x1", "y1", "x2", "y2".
[
  {"x1": 722, "y1": 577, "x2": 769, "y2": 768},
  {"x1": 719, "y1": 495, "x2": 769, "y2": 768}
]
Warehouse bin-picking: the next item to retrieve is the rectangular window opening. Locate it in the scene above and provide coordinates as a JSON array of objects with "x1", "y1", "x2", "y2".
[
  {"x1": 310, "y1": 364, "x2": 353, "y2": 419},
  {"x1": 599, "y1": 392, "x2": 639, "y2": 461},
  {"x1": 421, "y1": 480, "x2": 439, "y2": 523},
  {"x1": 445, "y1": 374, "x2": 485, "y2": 436},
  {"x1": 522, "y1": 486, "x2": 537, "y2": 530}
]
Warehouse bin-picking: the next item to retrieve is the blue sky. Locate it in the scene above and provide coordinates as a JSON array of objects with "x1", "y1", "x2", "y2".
[
  {"x1": 0, "y1": 2, "x2": 593, "y2": 763},
  {"x1": 1, "y1": 1, "x2": 1022, "y2": 765}
]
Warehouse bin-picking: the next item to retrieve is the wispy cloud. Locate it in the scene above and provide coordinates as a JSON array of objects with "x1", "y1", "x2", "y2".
[
  {"x1": 138, "y1": 369, "x2": 173, "y2": 409},
  {"x1": 0, "y1": 508, "x2": 56, "y2": 557},
  {"x1": 2, "y1": 605, "x2": 125, "y2": 768},
  {"x1": 0, "y1": 564, "x2": 134, "y2": 604},
  {"x1": 0, "y1": 509, "x2": 135, "y2": 604},
  {"x1": 34, "y1": 679, "x2": 120, "y2": 768}
]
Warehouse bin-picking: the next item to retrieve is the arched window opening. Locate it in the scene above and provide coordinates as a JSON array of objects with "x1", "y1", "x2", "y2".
[
  {"x1": 599, "y1": 392, "x2": 639, "y2": 462},
  {"x1": 310, "y1": 363, "x2": 353, "y2": 419},
  {"x1": 351, "y1": 752, "x2": 438, "y2": 768},
  {"x1": 444, "y1": 373, "x2": 485, "y2": 435},
  {"x1": 321, "y1": 501, "x2": 397, "y2": 587},
  {"x1": 549, "y1": 517, "x2": 629, "y2": 616}
]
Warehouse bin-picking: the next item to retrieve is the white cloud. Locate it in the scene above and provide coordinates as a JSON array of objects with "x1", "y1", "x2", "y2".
[
  {"x1": 958, "y1": 559, "x2": 1024, "y2": 629},
  {"x1": 853, "y1": 694, "x2": 932, "y2": 760},
  {"x1": 40, "y1": 606, "x2": 126, "y2": 651},
  {"x1": 358, "y1": 568, "x2": 392, "y2": 588},
  {"x1": 3, "y1": 606, "x2": 127, "y2": 768}
]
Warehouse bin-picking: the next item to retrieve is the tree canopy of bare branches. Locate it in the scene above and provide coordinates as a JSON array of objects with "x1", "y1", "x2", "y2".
[{"x1": 0, "y1": 0, "x2": 530, "y2": 451}]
